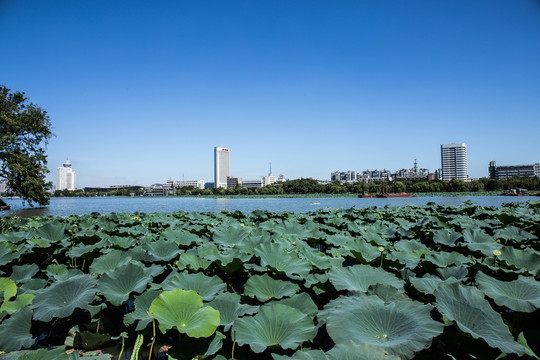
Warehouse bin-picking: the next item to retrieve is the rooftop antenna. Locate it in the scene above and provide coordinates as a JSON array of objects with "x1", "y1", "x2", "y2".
[
  {"x1": 414, "y1": 157, "x2": 418, "y2": 172},
  {"x1": 269, "y1": 162, "x2": 272, "y2": 175}
]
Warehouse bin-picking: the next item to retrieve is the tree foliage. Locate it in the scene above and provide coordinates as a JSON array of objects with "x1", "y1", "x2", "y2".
[{"x1": 0, "y1": 86, "x2": 53, "y2": 206}]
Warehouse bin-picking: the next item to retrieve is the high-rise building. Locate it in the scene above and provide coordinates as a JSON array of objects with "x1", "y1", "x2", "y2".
[
  {"x1": 58, "y1": 159, "x2": 76, "y2": 190},
  {"x1": 214, "y1": 147, "x2": 230, "y2": 188},
  {"x1": 441, "y1": 143, "x2": 467, "y2": 181}
]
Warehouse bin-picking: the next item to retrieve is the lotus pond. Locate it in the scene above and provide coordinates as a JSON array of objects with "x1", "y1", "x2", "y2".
[{"x1": 0, "y1": 201, "x2": 539, "y2": 359}]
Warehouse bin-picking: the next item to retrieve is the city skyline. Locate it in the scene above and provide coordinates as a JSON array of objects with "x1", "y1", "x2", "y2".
[{"x1": 1, "y1": 1, "x2": 539, "y2": 186}]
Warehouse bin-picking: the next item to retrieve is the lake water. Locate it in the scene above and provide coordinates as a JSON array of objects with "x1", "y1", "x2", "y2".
[{"x1": 1, "y1": 195, "x2": 537, "y2": 217}]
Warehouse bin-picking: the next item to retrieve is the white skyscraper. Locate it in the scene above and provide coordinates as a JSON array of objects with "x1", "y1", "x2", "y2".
[
  {"x1": 57, "y1": 159, "x2": 76, "y2": 190},
  {"x1": 441, "y1": 143, "x2": 467, "y2": 181},
  {"x1": 214, "y1": 147, "x2": 230, "y2": 188}
]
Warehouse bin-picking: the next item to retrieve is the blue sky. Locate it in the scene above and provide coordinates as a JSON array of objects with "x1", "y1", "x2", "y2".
[{"x1": 1, "y1": 1, "x2": 539, "y2": 186}]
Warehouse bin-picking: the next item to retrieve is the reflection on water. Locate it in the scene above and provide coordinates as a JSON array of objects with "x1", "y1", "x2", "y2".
[{"x1": 1, "y1": 196, "x2": 536, "y2": 218}]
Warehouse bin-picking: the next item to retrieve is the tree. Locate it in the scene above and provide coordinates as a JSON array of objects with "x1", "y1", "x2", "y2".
[{"x1": 0, "y1": 86, "x2": 53, "y2": 206}]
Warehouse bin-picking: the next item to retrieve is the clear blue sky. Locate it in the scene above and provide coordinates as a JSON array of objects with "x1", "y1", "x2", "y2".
[{"x1": 2, "y1": 1, "x2": 539, "y2": 187}]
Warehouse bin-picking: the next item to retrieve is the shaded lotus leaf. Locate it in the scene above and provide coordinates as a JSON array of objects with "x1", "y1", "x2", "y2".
[
  {"x1": 233, "y1": 303, "x2": 316, "y2": 353},
  {"x1": 324, "y1": 295, "x2": 443, "y2": 359},
  {"x1": 437, "y1": 265, "x2": 468, "y2": 280},
  {"x1": 344, "y1": 239, "x2": 381, "y2": 262},
  {"x1": 432, "y1": 229, "x2": 461, "y2": 246},
  {"x1": 0, "y1": 231, "x2": 29, "y2": 245},
  {"x1": 0, "y1": 277, "x2": 17, "y2": 302},
  {"x1": 205, "y1": 246, "x2": 252, "y2": 271},
  {"x1": 274, "y1": 292, "x2": 318, "y2": 317},
  {"x1": 46, "y1": 263, "x2": 68, "y2": 277},
  {"x1": 98, "y1": 262, "x2": 151, "y2": 306},
  {"x1": 410, "y1": 275, "x2": 459, "y2": 294},
  {"x1": 367, "y1": 284, "x2": 409, "y2": 303},
  {"x1": 34, "y1": 221, "x2": 70, "y2": 244},
  {"x1": 160, "y1": 228, "x2": 200, "y2": 246},
  {"x1": 52, "y1": 268, "x2": 84, "y2": 282},
  {"x1": 149, "y1": 289, "x2": 220, "y2": 338},
  {"x1": 0, "y1": 245, "x2": 18, "y2": 266},
  {"x1": 434, "y1": 282, "x2": 525, "y2": 355},
  {"x1": 124, "y1": 290, "x2": 161, "y2": 331},
  {"x1": 476, "y1": 271, "x2": 540, "y2": 312},
  {"x1": 462, "y1": 229, "x2": 499, "y2": 255},
  {"x1": 143, "y1": 239, "x2": 182, "y2": 261},
  {"x1": 499, "y1": 247, "x2": 540, "y2": 274},
  {"x1": 79, "y1": 331, "x2": 111, "y2": 350},
  {"x1": 32, "y1": 274, "x2": 97, "y2": 321},
  {"x1": 212, "y1": 223, "x2": 251, "y2": 247},
  {"x1": 302, "y1": 272, "x2": 329, "y2": 289},
  {"x1": 9, "y1": 264, "x2": 40, "y2": 284},
  {"x1": 494, "y1": 226, "x2": 536, "y2": 243},
  {"x1": 106, "y1": 235, "x2": 136, "y2": 249},
  {"x1": 207, "y1": 292, "x2": 258, "y2": 331},
  {"x1": 5, "y1": 347, "x2": 69, "y2": 360},
  {"x1": 20, "y1": 278, "x2": 48, "y2": 294},
  {"x1": 167, "y1": 331, "x2": 225, "y2": 360},
  {"x1": 176, "y1": 250, "x2": 212, "y2": 271},
  {"x1": 0, "y1": 293, "x2": 34, "y2": 314},
  {"x1": 273, "y1": 342, "x2": 401, "y2": 360},
  {"x1": 159, "y1": 271, "x2": 226, "y2": 301},
  {"x1": 141, "y1": 263, "x2": 165, "y2": 279},
  {"x1": 66, "y1": 241, "x2": 107, "y2": 258},
  {"x1": 424, "y1": 251, "x2": 472, "y2": 268},
  {"x1": 244, "y1": 273, "x2": 300, "y2": 302},
  {"x1": 386, "y1": 240, "x2": 429, "y2": 270},
  {"x1": 0, "y1": 306, "x2": 34, "y2": 351},
  {"x1": 325, "y1": 234, "x2": 355, "y2": 247},
  {"x1": 89, "y1": 250, "x2": 132, "y2": 274},
  {"x1": 272, "y1": 220, "x2": 318, "y2": 239},
  {"x1": 255, "y1": 242, "x2": 311, "y2": 277},
  {"x1": 328, "y1": 264, "x2": 404, "y2": 293},
  {"x1": 298, "y1": 247, "x2": 343, "y2": 270}
]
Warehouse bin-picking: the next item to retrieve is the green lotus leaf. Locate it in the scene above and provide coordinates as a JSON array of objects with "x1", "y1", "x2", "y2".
[
  {"x1": 89, "y1": 249, "x2": 132, "y2": 275},
  {"x1": 160, "y1": 228, "x2": 201, "y2": 246},
  {"x1": 274, "y1": 292, "x2": 318, "y2": 317},
  {"x1": 98, "y1": 262, "x2": 151, "y2": 306},
  {"x1": 434, "y1": 282, "x2": 525, "y2": 355},
  {"x1": 298, "y1": 246, "x2": 343, "y2": 270},
  {"x1": 410, "y1": 275, "x2": 459, "y2": 294},
  {"x1": 9, "y1": 264, "x2": 40, "y2": 284},
  {"x1": 32, "y1": 274, "x2": 97, "y2": 321},
  {"x1": 437, "y1": 265, "x2": 468, "y2": 280},
  {"x1": 207, "y1": 292, "x2": 258, "y2": 331},
  {"x1": 424, "y1": 251, "x2": 472, "y2": 268},
  {"x1": 0, "y1": 231, "x2": 30, "y2": 245},
  {"x1": 271, "y1": 220, "x2": 318, "y2": 239},
  {"x1": 328, "y1": 264, "x2": 404, "y2": 293},
  {"x1": 386, "y1": 240, "x2": 429, "y2": 269},
  {"x1": 34, "y1": 221, "x2": 70, "y2": 244},
  {"x1": 0, "y1": 277, "x2": 17, "y2": 302},
  {"x1": 494, "y1": 226, "x2": 536, "y2": 243},
  {"x1": 244, "y1": 273, "x2": 300, "y2": 302},
  {"x1": 0, "y1": 306, "x2": 34, "y2": 351},
  {"x1": 273, "y1": 342, "x2": 401, "y2": 360},
  {"x1": 205, "y1": 246, "x2": 252, "y2": 271},
  {"x1": 159, "y1": 271, "x2": 226, "y2": 301},
  {"x1": 5, "y1": 346, "x2": 69, "y2": 360},
  {"x1": 233, "y1": 303, "x2": 316, "y2": 353},
  {"x1": 324, "y1": 295, "x2": 443, "y2": 359},
  {"x1": 20, "y1": 278, "x2": 48, "y2": 294},
  {"x1": 476, "y1": 271, "x2": 540, "y2": 312},
  {"x1": 367, "y1": 284, "x2": 409, "y2": 303},
  {"x1": 499, "y1": 246, "x2": 540, "y2": 274},
  {"x1": 432, "y1": 229, "x2": 461, "y2": 246},
  {"x1": 0, "y1": 293, "x2": 34, "y2": 314},
  {"x1": 255, "y1": 242, "x2": 311, "y2": 277},
  {"x1": 143, "y1": 239, "x2": 182, "y2": 261},
  {"x1": 0, "y1": 245, "x2": 18, "y2": 266},
  {"x1": 149, "y1": 289, "x2": 220, "y2": 338},
  {"x1": 176, "y1": 250, "x2": 212, "y2": 271},
  {"x1": 124, "y1": 290, "x2": 161, "y2": 331},
  {"x1": 344, "y1": 239, "x2": 381, "y2": 262},
  {"x1": 46, "y1": 263, "x2": 68, "y2": 277},
  {"x1": 462, "y1": 229, "x2": 499, "y2": 255},
  {"x1": 212, "y1": 223, "x2": 251, "y2": 247},
  {"x1": 107, "y1": 235, "x2": 136, "y2": 249}
]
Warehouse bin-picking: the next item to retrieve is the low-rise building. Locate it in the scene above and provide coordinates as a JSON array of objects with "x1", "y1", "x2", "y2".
[
  {"x1": 489, "y1": 161, "x2": 540, "y2": 180},
  {"x1": 174, "y1": 180, "x2": 205, "y2": 189},
  {"x1": 227, "y1": 176, "x2": 242, "y2": 188},
  {"x1": 242, "y1": 179, "x2": 263, "y2": 188}
]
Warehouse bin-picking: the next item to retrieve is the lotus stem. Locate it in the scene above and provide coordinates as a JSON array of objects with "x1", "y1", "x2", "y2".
[
  {"x1": 232, "y1": 330, "x2": 236, "y2": 359},
  {"x1": 118, "y1": 336, "x2": 125, "y2": 360},
  {"x1": 148, "y1": 319, "x2": 156, "y2": 360},
  {"x1": 96, "y1": 318, "x2": 100, "y2": 333},
  {"x1": 130, "y1": 334, "x2": 144, "y2": 360},
  {"x1": 81, "y1": 259, "x2": 86, "y2": 271}
]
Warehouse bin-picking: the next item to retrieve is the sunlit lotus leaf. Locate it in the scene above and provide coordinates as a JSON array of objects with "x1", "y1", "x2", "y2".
[
  {"x1": 124, "y1": 290, "x2": 160, "y2": 331},
  {"x1": 212, "y1": 223, "x2": 251, "y2": 247},
  {"x1": 98, "y1": 262, "x2": 151, "y2": 306},
  {"x1": 233, "y1": 303, "x2": 316, "y2": 353},
  {"x1": 149, "y1": 289, "x2": 220, "y2": 338},
  {"x1": 0, "y1": 293, "x2": 34, "y2": 314},
  {"x1": 499, "y1": 247, "x2": 540, "y2": 274},
  {"x1": 176, "y1": 250, "x2": 212, "y2": 271},
  {"x1": 159, "y1": 228, "x2": 200, "y2": 246},
  {"x1": 0, "y1": 277, "x2": 17, "y2": 302},
  {"x1": 328, "y1": 264, "x2": 404, "y2": 293},
  {"x1": 159, "y1": 271, "x2": 226, "y2": 301},
  {"x1": 273, "y1": 342, "x2": 401, "y2": 360},
  {"x1": 143, "y1": 239, "x2": 182, "y2": 261},
  {"x1": 0, "y1": 245, "x2": 18, "y2": 266},
  {"x1": 476, "y1": 271, "x2": 540, "y2": 312},
  {"x1": 325, "y1": 234, "x2": 355, "y2": 247},
  {"x1": 424, "y1": 251, "x2": 472, "y2": 267},
  {"x1": 344, "y1": 239, "x2": 381, "y2": 262},
  {"x1": 437, "y1": 265, "x2": 468, "y2": 280},
  {"x1": 432, "y1": 229, "x2": 461, "y2": 246},
  {"x1": 8, "y1": 264, "x2": 39, "y2": 284},
  {"x1": 207, "y1": 292, "x2": 258, "y2": 331},
  {"x1": 34, "y1": 221, "x2": 70, "y2": 244},
  {"x1": 0, "y1": 306, "x2": 34, "y2": 351},
  {"x1": 245, "y1": 273, "x2": 300, "y2": 302},
  {"x1": 89, "y1": 250, "x2": 132, "y2": 274},
  {"x1": 410, "y1": 275, "x2": 459, "y2": 295},
  {"x1": 255, "y1": 242, "x2": 311, "y2": 277},
  {"x1": 32, "y1": 274, "x2": 97, "y2": 322},
  {"x1": 434, "y1": 282, "x2": 525, "y2": 355},
  {"x1": 324, "y1": 295, "x2": 443, "y2": 359},
  {"x1": 274, "y1": 292, "x2": 318, "y2": 317},
  {"x1": 107, "y1": 235, "x2": 136, "y2": 249}
]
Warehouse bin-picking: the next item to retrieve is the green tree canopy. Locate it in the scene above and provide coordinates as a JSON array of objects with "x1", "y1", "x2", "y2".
[{"x1": 0, "y1": 86, "x2": 52, "y2": 206}]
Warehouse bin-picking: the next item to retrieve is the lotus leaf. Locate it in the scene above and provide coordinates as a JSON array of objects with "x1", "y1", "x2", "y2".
[
  {"x1": 274, "y1": 292, "x2": 318, "y2": 317},
  {"x1": 434, "y1": 282, "x2": 525, "y2": 355},
  {"x1": 0, "y1": 245, "x2": 18, "y2": 266},
  {"x1": 499, "y1": 246, "x2": 540, "y2": 274},
  {"x1": 1, "y1": 293, "x2": 34, "y2": 314},
  {"x1": 462, "y1": 229, "x2": 499, "y2": 255},
  {"x1": 437, "y1": 265, "x2": 468, "y2": 280},
  {"x1": 149, "y1": 289, "x2": 220, "y2": 337},
  {"x1": 328, "y1": 264, "x2": 404, "y2": 293},
  {"x1": 89, "y1": 249, "x2": 132, "y2": 274},
  {"x1": 273, "y1": 342, "x2": 401, "y2": 360},
  {"x1": 432, "y1": 229, "x2": 461, "y2": 246},
  {"x1": 160, "y1": 228, "x2": 200, "y2": 246},
  {"x1": 9, "y1": 264, "x2": 40, "y2": 284},
  {"x1": 233, "y1": 303, "x2": 316, "y2": 353},
  {"x1": 143, "y1": 239, "x2": 182, "y2": 261},
  {"x1": 124, "y1": 290, "x2": 160, "y2": 331},
  {"x1": 20, "y1": 278, "x2": 48, "y2": 294},
  {"x1": 159, "y1": 271, "x2": 226, "y2": 301},
  {"x1": 167, "y1": 331, "x2": 225, "y2": 360},
  {"x1": 344, "y1": 238, "x2": 381, "y2": 262},
  {"x1": 207, "y1": 292, "x2": 258, "y2": 331},
  {"x1": 476, "y1": 271, "x2": 540, "y2": 312},
  {"x1": 410, "y1": 275, "x2": 459, "y2": 294},
  {"x1": 6, "y1": 347, "x2": 69, "y2": 360},
  {"x1": 0, "y1": 306, "x2": 34, "y2": 351},
  {"x1": 494, "y1": 226, "x2": 536, "y2": 243},
  {"x1": 212, "y1": 223, "x2": 251, "y2": 247},
  {"x1": 367, "y1": 284, "x2": 409, "y2": 303},
  {"x1": 244, "y1": 273, "x2": 300, "y2": 302},
  {"x1": 0, "y1": 277, "x2": 17, "y2": 302},
  {"x1": 324, "y1": 295, "x2": 443, "y2": 359},
  {"x1": 107, "y1": 235, "x2": 136, "y2": 249},
  {"x1": 424, "y1": 251, "x2": 472, "y2": 268},
  {"x1": 176, "y1": 250, "x2": 212, "y2": 271},
  {"x1": 255, "y1": 242, "x2": 311, "y2": 277},
  {"x1": 34, "y1": 222, "x2": 70, "y2": 244},
  {"x1": 98, "y1": 262, "x2": 151, "y2": 306},
  {"x1": 32, "y1": 274, "x2": 97, "y2": 321}
]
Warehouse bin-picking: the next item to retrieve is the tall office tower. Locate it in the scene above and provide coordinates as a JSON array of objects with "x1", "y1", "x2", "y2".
[
  {"x1": 58, "y1": 158, "x2": 76, "y2": 190},
  {"x1": 441, "y1": 143, "x2": 467, "y2": 181},
  {"x1": 214, "y1": 147, "x2": 230, "y2": 188}
]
